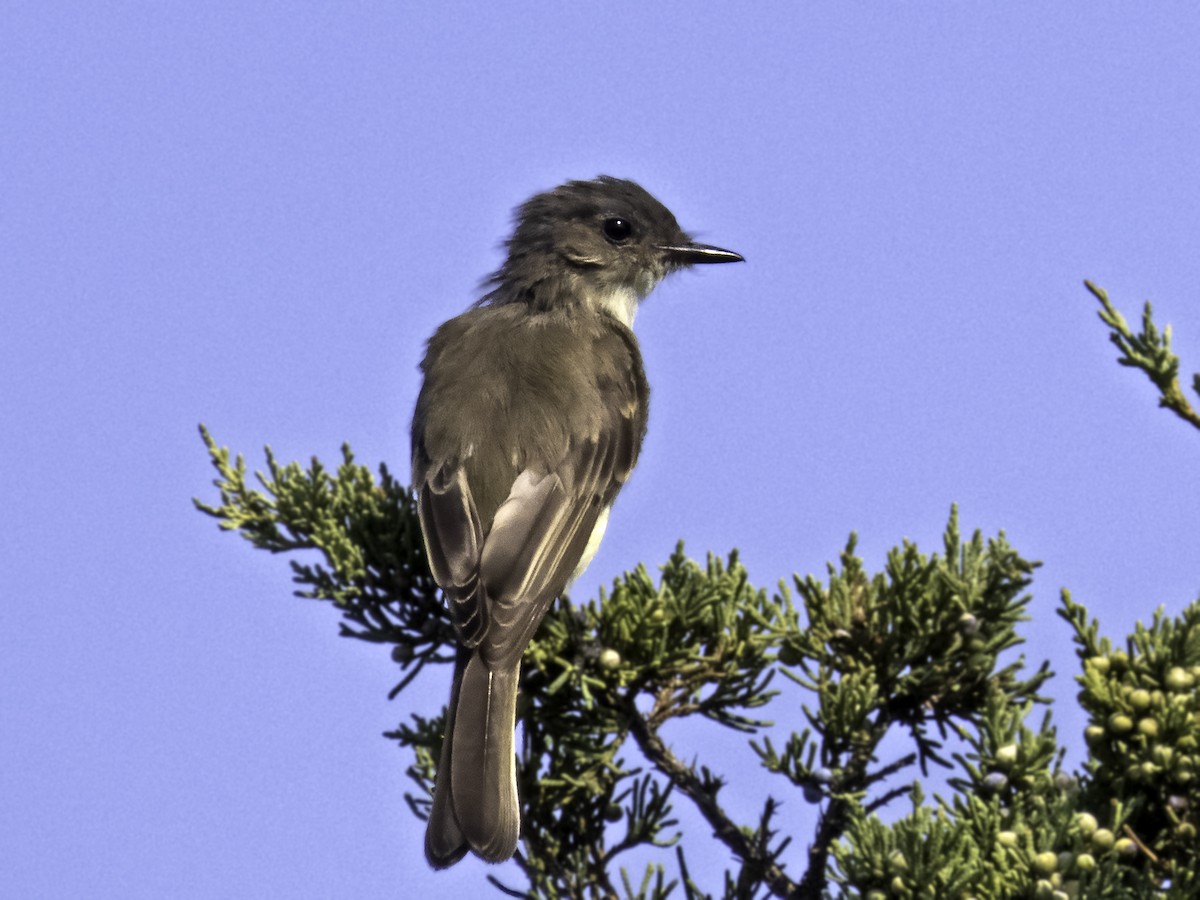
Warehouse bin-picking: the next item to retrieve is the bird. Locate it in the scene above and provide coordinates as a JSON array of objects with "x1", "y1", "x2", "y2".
[{"x1": 411, "y1": 175, "x2": 742, "y2": 867}]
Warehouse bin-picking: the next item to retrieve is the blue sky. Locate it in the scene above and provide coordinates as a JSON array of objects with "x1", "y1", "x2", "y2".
[{"x1": 4, "y1": 4, "x2": 1199, "y2": 897}]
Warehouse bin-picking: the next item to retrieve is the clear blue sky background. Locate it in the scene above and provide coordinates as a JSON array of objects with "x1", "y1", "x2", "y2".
[{"x1": 4, "y1": 4, "x2": 1199, "y2": 897}]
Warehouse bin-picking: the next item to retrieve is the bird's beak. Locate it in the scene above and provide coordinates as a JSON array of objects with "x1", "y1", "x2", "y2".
[{"x1": 658, "y1": 242, "x2": 745, "y2": 265}]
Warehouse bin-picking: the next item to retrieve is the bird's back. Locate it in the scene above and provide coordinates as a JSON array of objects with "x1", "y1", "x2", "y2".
[{"x1": 413, "y1": 302, "x2": 649, "y2": 532}]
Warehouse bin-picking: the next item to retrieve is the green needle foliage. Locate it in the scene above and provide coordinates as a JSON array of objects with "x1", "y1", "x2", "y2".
[
  {"x1": 193, "y1": 283, "x2": 1198, "y2": 897},
  {"x1": 1087, "y1": 280, "x2": 1200, "y2": 433},
  {"x1": 1061, "y1": 594, "x2": 1200, "y2": 895}
]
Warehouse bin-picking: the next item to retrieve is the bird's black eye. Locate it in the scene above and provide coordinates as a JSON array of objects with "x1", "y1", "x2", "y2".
[{"x1": 602, "y1": 217, "x2": 633, "y2": 243}]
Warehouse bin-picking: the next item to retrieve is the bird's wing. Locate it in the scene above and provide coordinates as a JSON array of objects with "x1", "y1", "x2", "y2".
[
  {"x1": 418, "y1": 412, "x2": 635, "y2": 662},
  {"x1": 417, "y1": 460, "x2": 489, "y2": 646},
  {"x1": 477, "y1": 421, "x2": 631, "y2": 669}
]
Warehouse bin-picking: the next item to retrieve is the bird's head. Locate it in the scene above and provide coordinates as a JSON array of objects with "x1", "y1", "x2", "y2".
[{"x1": 485, "y1": 176, "x2": 742, "y2": 327}]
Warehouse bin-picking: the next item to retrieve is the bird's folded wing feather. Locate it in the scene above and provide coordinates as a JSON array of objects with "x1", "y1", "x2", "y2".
[
  {"x1": 477, "y1": 429, "x2": 620, "y2": 669},
  {"x1": 418, "y1": 462, "x2": 487, "y2": 646}
]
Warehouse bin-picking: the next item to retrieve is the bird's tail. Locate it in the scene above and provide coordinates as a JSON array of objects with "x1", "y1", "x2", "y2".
[
  {"x1": 424, "y1": 651, "x2": 521, "y2": 866},
  {"x1": 425, "y1": 652, "x2": 468, "y2": 867}
]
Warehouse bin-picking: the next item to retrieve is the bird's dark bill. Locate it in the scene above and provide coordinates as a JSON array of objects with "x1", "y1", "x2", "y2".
[{"x1": 658, "y1": 243, "x2": 744, "y2": 265}]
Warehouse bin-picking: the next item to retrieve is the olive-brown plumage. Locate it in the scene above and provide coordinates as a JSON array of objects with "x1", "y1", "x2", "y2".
[{"x1": 412, "y1": 176, "x2": 741, "y2": 867}]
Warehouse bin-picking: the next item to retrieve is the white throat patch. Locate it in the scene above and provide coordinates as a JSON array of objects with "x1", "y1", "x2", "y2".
[{"x1": 598, "y1": 285, "x2": 641, "y2": 329}]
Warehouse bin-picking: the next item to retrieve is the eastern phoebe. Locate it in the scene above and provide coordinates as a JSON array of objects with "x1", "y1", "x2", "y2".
[{"x1": 412, "y1": 175, "x2": 742, "y2": 866}]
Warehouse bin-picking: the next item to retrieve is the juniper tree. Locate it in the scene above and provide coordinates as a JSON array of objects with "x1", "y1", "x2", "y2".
[{"x1": 196, "y1": 283, "x2": 1198, "y2": 898}]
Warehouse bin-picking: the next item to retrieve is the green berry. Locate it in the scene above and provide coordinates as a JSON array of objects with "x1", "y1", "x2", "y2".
[
  {"x1": 1166, "y1": 667, "x2": 1195, "y2": 691},
  {"x1": 1107, "y1": 713, "x2": 1133, "y2": 734},
  {"x1": 1033, "y1": 850, "x2": 1058, "y2": 874},
  {"x1": 1091, "y1": 828, "x2": 1115, "y2": 851},
  {"x1": 958, "y1": 612, "x2": 979, "y2": 635},
  {"x1": 1075, "y1": 813, "x2": 1098, "y2": 836}
]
